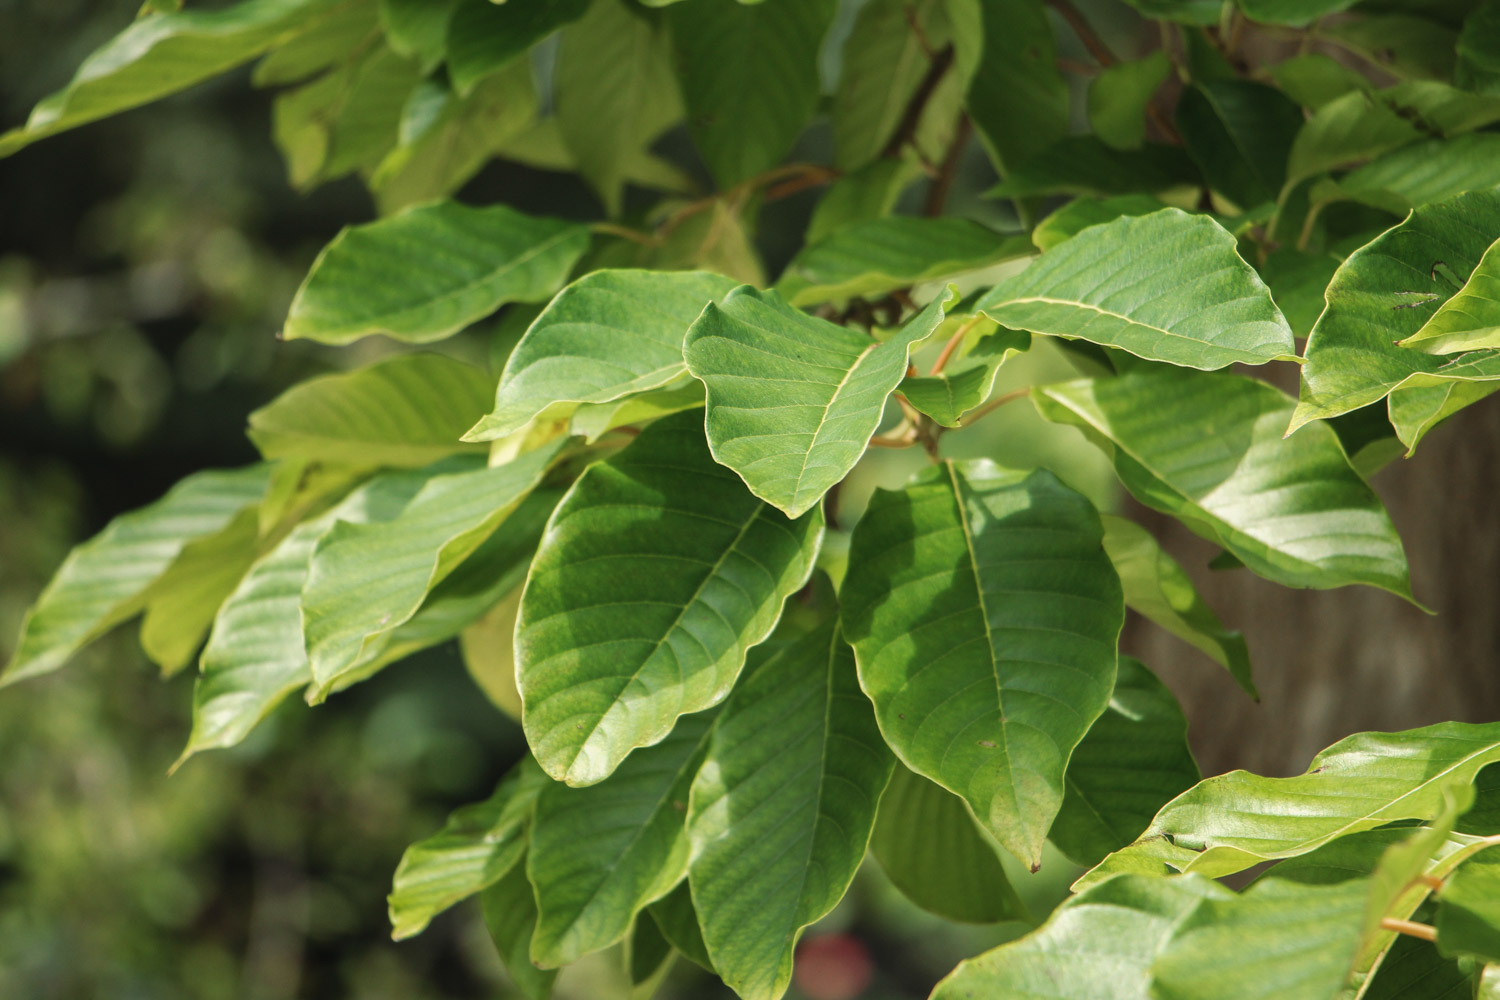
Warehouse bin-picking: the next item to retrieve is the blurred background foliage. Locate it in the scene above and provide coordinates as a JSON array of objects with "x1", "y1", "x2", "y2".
[{"x1": 0, "y1": 1, "x2": 1107, "y2": 997}]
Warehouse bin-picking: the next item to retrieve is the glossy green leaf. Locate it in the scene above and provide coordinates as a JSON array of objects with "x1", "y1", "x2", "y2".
[
  {"x1": 1399, "y1": 238, "x2": 1500, "y2": 353},
  {"x1": 1100, "y1": 515, "x2": 1254, "y2": 696},
  {"x1": 1459, "y1": 2, "x2": 1500, "y2": 95},
  {"x1": 481, "y1": 854, "x2": 557, "y2": 1000},
  {"x1": 0, "y1": 0, "x2": 338, "y2": 157},
  {"x1": 977, "y1": 210, "x2": 1295, "y2": 370},
  {"x1": 555, "y1": 0, "x2": 682, "y2": 216},
  {"x1": 445, "y1": 0, "x2": 588, "y2": 96},
  {"x1": 249, "y1": 353, "x2": 493, "y2": 467},
  {"x1": 388, "y1": 759, "x2": 546, "y2": 939},
  {"x1": 686, "y1": 287, "x2": 949, "y2": 518},
  {"x1": 1150, "y1": 876, "x2": 1369, "y2": 1000},
  {"x1": 528, "y1": 709, "x2": 717, "y2": 966},
  {"x1": 284, "y1": 201, "x2": 590, "y2": 345},
  {"x1": 899, "y1": 327, "x2": 1029, "y2": 428},
  {"x1": 5, "y1": 464, "x2": 272, "y2": 686},
  {"x1": 1036, "y1": 370, "x2": 1412, "y2": 597},
  {"x1": 465, "y1": 269, "x2": 738, "y2": 442},
  {"x1": 963, "y1": 0, "x2": 1068, "y2": 174},
  {"x1": 1031, "y1": 195, "x2": 1166, "y2": 252},
  {"x1": 666, "y1": 0, "x2": 833, "y2": 188},
  {"x1": 687, "y1": 622, "x2": 893, "y2": 999},
  {"x1": 1291, "y1": 189, "x2": 1500, "y2": 430},
  {"x1": 1087, "y1": 52, "x2": 1171, "y2": 152},
  {"x1": 1438, "y1": 847, "x2": 1500, "y2": 964},
  {"x1": 988, "y1": 137, "x2": 1199, "y2": 199},
  {"x1": 1077, "y1": 721, "x2": 1500, "y2": 889},
  {"x1": 303, "y1": 442, "x2": 562, "y2": 699},
  {"x1": 870, "y1": 764, "x2": 1026, "y2": 924},
  {"x1": 1051, "y1": 657, "x2": 1200, "y2": 869},
  {"x1": 1175, "y1": 80, "x2": 1303, "y2": 210},
  {"x1": 931, "y1": 874, "x2": 1231, "y2": 1000},
  {"x1": 178, "y1": 469, "x2": 430, "y2": 762},
  {"x1": 832, "y1": 0, "x2": 951, "y2": 169},
  {"x1": 776, "y1": 216, "x2": 1029, "y2": 307},
  {"x1": 517, "y1": 412, "x2": 822, "y2": 786},
  {"x1": 842, "y1": 461, "x2": 1123, "y2": 868}
]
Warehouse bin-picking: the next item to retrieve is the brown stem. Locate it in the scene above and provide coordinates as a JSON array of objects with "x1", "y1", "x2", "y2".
[
  {"x1": 1047, "y1": 0, "x2": 1116, "y2": 67},
  {"x1": 930, "y1": 316, "x2": 983, "y2": 375},
  {"x1": 957, "y1": 388, "x2": 1030, "y2": 428},
  {"x1": 924, "y1": 114, "x2": 973, "y2": 217},
  {"x1": 1380, "y1": 918, "x2": 1437, "y2": 942},
  {"x1": 882, "y1": 44, "x2": 956, "y2": 159},
  {"x1": 1415, "y1": 873, "x2": 1445, "y2": 891},
  {"x1": 868, "y1": 432, "x2": 918, "y2": 448}
]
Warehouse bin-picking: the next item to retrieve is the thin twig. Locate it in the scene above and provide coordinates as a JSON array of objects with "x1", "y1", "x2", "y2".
[
  {"x1": 1380, "y1": 918, "x2": 1437, "y2": 942},
  {"x1": 882, "y1": 44, "x2": 956, "y2": 159},
  {"x1": 1048, "y1": 0, "x2": 1116, "y2": 66},
  {"x1": 930, "y1": 316, "x2": 983, "y2": 375},
  {"x1": 957, "y1": 388, "x2": 1029, "y2": 428}
]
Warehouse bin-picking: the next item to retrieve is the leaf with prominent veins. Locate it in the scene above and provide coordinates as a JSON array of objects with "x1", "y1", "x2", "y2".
[
  {"x1": 685, "y1": 286, "x2": 951, "y2": 519},
  {"x1": 977, "y1": 208, "x2": 1296, "y2": 370},
  {"x1": 518, "y1": 412, "x2": 823, "y2": 786}
]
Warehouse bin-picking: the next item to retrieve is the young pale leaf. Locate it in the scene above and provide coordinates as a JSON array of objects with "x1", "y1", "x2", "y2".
[
  {"x1": 5, "y1": 464, "x2": 272, "y2": 686},
  {"x1": 841, "y1": 461, "x2": 1123, "y2": 869},
  {"x1": 1100, "y1": 515, "x2": 1254, "y2": 696},
  {"x1": 249, "y1": 353, "x2": 493, "y2": 467},
  {"x1": 283, "y1": 201, "x2": 589, "y2": 345},
  {"x1": 976, "y1": 209, "x2": 1295, "y2": 370},
  {"x1": 665, "y1": 0, "x2": 834, "y2": 188},
  {"x1": 898, "y1": 327, "x2": 1030, "y2": 428},
  {"x1": 931, "y1": 874, "x2": 1232, "y2": 1000},
  {"x1": 465, "y1": 269, "x2": 738, "y2": 442},
  {"x1": 445, "y1": 0, "x2": 588, "y2": 96},
  {"x1": 0, "y1": 0, "x2": 338, "y2": 157},
  {"x1": 528, "y1": 709, "x2": 717, "y2": 967},
  {"x1": 1291, "y1": 189, "x2": 1500, "y2": 431},
  {"x1": 776, "y1": 217, "x2": 1029, "y2": 307},
  {"x1": 1438, "y1": 848, "x2": 1500, "y2": 964},
  {"x1": 481, "y1": 854, "x2": 557, "y2": 1000},
  {"x1": 388, "y1": 759, "x2": 547, "y2": 940},
  {"x1": 302, "y1": 442, "x2": 563, "y2": 700},
  {"x1": 178, "y1": 469, "x2": 430, "y2": 762},
  {"x1": 1398, "y1": 239, "x2": 1500, "y2": 354},
  {"x1": 871, "y1": 764, "x2": 1027, "y2": 924},
  {"x1": 555, "y1": 0, "x2": 681, "y2": 216},
  {"x1": 1150, "y1": 877, "x2": 1370, "y2": 1000},
  {"x1": 518, "y1": 412, "x2": 822, "y2": 786},
  {"x1": 685, "y1": 287, "x2": 951, "y2": 518},
  {"x1": 1077, "y1": 721, "x2": 1500, "y2": 889},
  {"x1": 687, "y1": 622, "x2": 893, "y2": 1000},
  {"x1": 961, "y1": 0, "x2": 1068, "y2": 174},
  {"x1": 1035, "y1": 370, "x2": 1413, "y2": 597},
  {"x1": 1050, "y1": 657, "x2": 1200, "y2": 869},
  {"x1": 831, "y1": 0, "x2": 951, "y2": 170}
]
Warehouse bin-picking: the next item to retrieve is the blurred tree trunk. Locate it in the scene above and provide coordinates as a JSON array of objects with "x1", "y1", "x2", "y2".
[{"x1": 1129, "y1": 397, "x2": 1500, "y2": 777}]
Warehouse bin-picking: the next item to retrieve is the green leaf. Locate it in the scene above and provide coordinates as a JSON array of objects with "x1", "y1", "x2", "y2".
[
  {"x1": 1270, "y1": 54, "x2": 1369, "y2": 109},
  {"x1": 1388, "y1": 380, "x2": 1500, "y2": 454},
  {"x1": 249, "y1": 353, "x2": 494, "y2": 467},
  {"x1": 1323, "y1": 17, "x2": 1458, "y2": 82},
  {"x1": 987, "y1": 137, "x2": 1199, "y2": 199},
  {"x1": 459, "y1": 588, "x2": 524, "y2": 721},
  {"x1": 528, "y1": 708, "x2": 717, "y2": 966},
  {"x1": 376, "y1": 0, "x2": 456, "y2": 71},
  {"x1": 388, "y1": 759, "x2": 546, "y2": 939},
  {"x1": 517, "y1": 412, "x2": 822, "y2": 786},
  {"x1": 1031, "y1": 195, "x2": 1167, "y2": 252},
  {"x1": 302, "y1": 442, "x2": 563, "y2": 700},
  {"x1": 1291, "y1": 189, "x2": 1500, "y2": 430},
  {"x1": 1175, "y1": 80, "x2": 1303, "y2": 210},
  {"x1": 687, "y1": 621, "x2": 893, "y2": 1000},
  {"x1": 0, "y1": 0, "x2": 339, "y2": 157},
  {"x1": 1438, "y1": 847, "x2": 1500, "y2": 964},
  {"x1": 446, "y1": 0, "x2": 588, "y2": 96},
  {"x1": 931, "y1": 874, "x2": 1232, "y2": 1000},
  {"x1": 831, "y1": 0, "x2": 951, "y2": 169},
  {"x1": 871, "y1": 764, "x2": 1027, "y2": 924},
  {"x1": 963, "y1": 0, "x2": 1068, "y2": 174},
  {"x1": 1116, "y1": 0, "x2": 1220, "y2": 24},
  {"x1": 804, "y1": 157, "x2": 920, "y2": 245},
  {"x1": 555, "y1": 0, "x2": 682, "y2": 216},
  {"x1": 899, "y1": 327, "x2": 1030, "y2": 428},
  {"x1": 1317, "y1": 134, "x2": 1500, "y2": 218},
  {"x1": 1035, "y1": 370, "x2": 1413, "y2": 597},
  {"x1": 1077, "y1": 721, "x2": 1500, "y2": 889},
  {"x1": 776, "y1": 216, "x2": 1029, "y2": 307},
  {"x1": 1363, "y1": 930, "x2": 1477, "y2": 1000},
  {"x1": 1259, "y1": 248, "x2": 1341, "y2": 339},
  {"x1": 5, "y1": 464, "x2": 272, "y2": 685},
  {"x1": 1235, "y1": 0, "x2": 1357, "y2": 26},
  {"x1": 1458, "y1": 2, "x2": 1500, "y2": 95},
  {"x1": 178, "y1": 469, "x2": 430, "y2": 762},
  {"x1": 284, "y1": 201, "x2": 589, "y2": 345},
  {"x1": 1051, "y1": 657, "x2": 1201, "y2": 869},
  {"x1": 465, "y1": 269, "x2": 738, "y2": 442},
  {"x1": 252, "y1": 0, "x2": 378, "y2": 87},
  {"x1": 1088, "y1": 52, "x2": 1171, "y2": 152},
  {"x1": 1285, "y1": 90, "x2": 1423, "y2": 190},
  {"x1": 685, "y1": 287, "x2": 950, "y2": 518},
  {"x1": 626, "y1": 910, "x2": 673, "y2": 988},
  {"x1": 1100, "y1": 515, "x2": 1254, "y2": 696},
  {"x1": 1149, "y1": 876, "x2": 1369, "y2": 1000},
  {"x1": 481, "y1": 853, "x2": 557, "y2": 1000},
  {"x1": 566, "y1": 379, "x2": 706, "y2": 443},
  {"x1": 1399, "y1": 238, "x2": 1500, "y2": 353},
  {"x1": 841, "y1": 461, "x2": 1123, "y2": 868},
  {"x1": 646, "y1": 881, "x2": 715, "y2": 973},
  {"x1": 666, "y1": 0, "x2": 834, "y2": 188},
  {"x1": 977, "y1": 210, "x2": 1296, "y2": 370}
]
